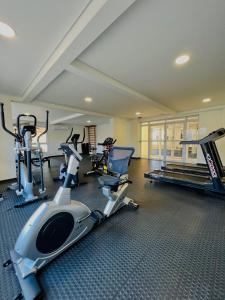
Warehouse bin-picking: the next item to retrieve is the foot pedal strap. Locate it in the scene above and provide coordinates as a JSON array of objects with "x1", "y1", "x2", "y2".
[
  {"x1": 91, "y1": 210, "x2": 105, "y2": 224},
  {"x1": 14, "y1": 292, "x2": 23, "y2": 300},
  {"x1": 3, "y1": 259, "x2": 12, "y2": 267}
]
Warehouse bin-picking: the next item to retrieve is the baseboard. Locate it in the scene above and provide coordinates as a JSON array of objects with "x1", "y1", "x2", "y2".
[
  {"x1": 0, "y1": 178, "x2": 16, "y2": 184},
  {"x1": 132, "y1": 157, "x2": 141, "y2": 159}
]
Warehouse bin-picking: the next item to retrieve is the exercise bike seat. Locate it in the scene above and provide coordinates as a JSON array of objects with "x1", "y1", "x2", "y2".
[{"x1": 98, "y1": 175, "x2": 120, "y2": 187}]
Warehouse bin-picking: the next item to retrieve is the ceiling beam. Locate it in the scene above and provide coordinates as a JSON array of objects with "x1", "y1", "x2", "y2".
[
  {"x1": 66, "y1": 60, "x2": 175, "y2": 114},
  {"x1": 0, "y1": 94, "x2": 22, "y2": 103},
  {"x1": 50, "y1": 113, "x2": 84, "y2": 125},
  {"x1": 34, "y1": 100, "x2": 112, "y2": 118},
  {"x1": 22, "y1": 0, "x2": 137, "y2": 103}
]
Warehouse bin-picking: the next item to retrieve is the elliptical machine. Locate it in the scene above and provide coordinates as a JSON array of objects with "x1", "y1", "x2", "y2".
[
  {"x1": 4, "y1": 143, "x2": 138, "y2": 300},
  {"x1": 0, "y1": 103, "x2": 49, "y2": 207},
  {"x1": 55, "y1": 128, "x2": 85, "y2": 187}
]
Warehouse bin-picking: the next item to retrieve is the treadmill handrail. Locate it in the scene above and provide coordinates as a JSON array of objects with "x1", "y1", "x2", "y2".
[
  {"x1": 198, "y1": 128, "x2": 225, "y2": 144},
  {"x1": 180, "y1": 128, "x2": 225, "y2": 145},
  {"x1": 180, "y1": 140, "x2": 199, "y2": 145}
]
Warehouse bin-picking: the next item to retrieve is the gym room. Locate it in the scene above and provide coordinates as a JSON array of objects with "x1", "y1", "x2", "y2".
[{"x1": 0, "y1": 0, "x2": 225, "y2": 299}]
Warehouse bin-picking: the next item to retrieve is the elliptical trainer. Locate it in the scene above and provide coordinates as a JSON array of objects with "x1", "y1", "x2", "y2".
[
  {"x1": 4, "y1": 143, "x2": 138, "y2": 300},
  {"x1": 0, "y1": 103, "x2": 49, "y2": 207}
]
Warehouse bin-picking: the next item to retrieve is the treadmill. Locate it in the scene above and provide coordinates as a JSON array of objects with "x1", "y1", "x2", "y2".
[
  {"x1": 144, "y1": 128, "x2": 225, "y2": 195},
  {"x1": 162, "y1": 162, "x2": 225, "y2": 177},
  {"x1": 162, "y1": 163, "x2": 212, "y2": 177}
]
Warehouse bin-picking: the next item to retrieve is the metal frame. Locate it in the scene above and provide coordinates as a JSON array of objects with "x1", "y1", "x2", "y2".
[
  {"x1": 145, "y1": 128, "x2": 225, "y2": 195},
  {"x1": 140, "y1": 115, "x2": 199, "y2": 162}
]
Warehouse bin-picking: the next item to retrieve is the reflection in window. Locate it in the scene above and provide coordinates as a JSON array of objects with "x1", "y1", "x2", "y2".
[
  {"x1": 187, "y1": 145, "x2": 197, "y2": 159},
  {"x1": 166, "y1": 122, "x2": 184, "y2": 141},
  {"x1": 150, "y1": 142, "x2": 164, "y2": 160},
  {"x1": 150, "y1": 125, "x2": 164, "y2": 141}
]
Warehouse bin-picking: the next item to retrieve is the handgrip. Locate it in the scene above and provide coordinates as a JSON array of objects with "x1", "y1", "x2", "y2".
[
  {"x1": 0, "y1": 102, "x2": 18, "y2": 138},
  {"x1": 37, "y1": 110, "x2": 49, "y2": 143},
  {"x1": 66, "y1": 128, "x2": 73, "y2": 143},
  {"x1": 78, "y1": 128, "x2": 85, "y2": 144}
]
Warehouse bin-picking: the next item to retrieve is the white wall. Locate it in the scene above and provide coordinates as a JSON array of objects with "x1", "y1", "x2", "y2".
[
  {"x1": 47, "y1": 107, "x2": 225, "y2": 163},
  {"x1": 96, "y1": 117, "x2": 141, "y2": 157},
  {"x1": 96, "y1": 119, "x2": 114, "y2": 153},
  {"x1": 0, "y1": 102, "x2": 139, "y2": 181},
  {"x1": 47, "y1": 125, "x2": 87, "y2": 155},
  {"x1": 0, "y1": 100, "x2": 16, "y2": 180},
  {"x1": 112, "y1": 117, "x2": 129, "y2": 146},
  {"x1": 198, "y1": 108, "x2": 225, "y2": 164},
  {"x1": 127, "y1": 119, "x2": 141, "y2": 158},
  {"x1": 113, "y1": 117, "x2": 141, "y2": 157}
]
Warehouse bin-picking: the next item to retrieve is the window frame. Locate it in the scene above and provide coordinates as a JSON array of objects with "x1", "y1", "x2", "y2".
[{"x1": 140, "y1": 115, "x2": 199, "y2": 162}]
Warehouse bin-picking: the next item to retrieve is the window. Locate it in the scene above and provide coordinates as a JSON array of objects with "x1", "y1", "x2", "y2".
[
  {"x1": 185, "y1": 118, "x2": 199, "y2": 161},
  {"x1": 141, "y1": 125, "x2": 148, "y2": 158},
  {"x1": 166, "y1": 121, "x2": 184, "y2": 160},
  {"x1": 149, "y1": 123, "x2": 164, "y2": 160},
  {"x1": 140, "y1": 116, "x2": 199, "y2": 163}
]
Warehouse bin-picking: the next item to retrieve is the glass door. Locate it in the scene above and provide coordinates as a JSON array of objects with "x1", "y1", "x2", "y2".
[
  {"x1": 140, "y1": 116, "x2": 198, "y2": 163},
  {"x1": 185, "y1": 118, "x2": 198, "y2": 163},
  {"x1": 165, "y1": 121, "x2": 184, "y2": 161},
  {"x1": 140, "y1": 123, "x2": 149, "y2": 158},
  {"x1": 149, "y1": 122, "x2": 165, "y2": 160}
]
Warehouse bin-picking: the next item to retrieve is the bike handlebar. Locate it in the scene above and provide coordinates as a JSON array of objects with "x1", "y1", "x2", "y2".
[{"x1": 98, "y1": 139, "x2": 117, "y2": 146}]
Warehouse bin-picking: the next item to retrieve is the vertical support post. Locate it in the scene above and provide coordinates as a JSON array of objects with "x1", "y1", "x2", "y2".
[
  {"x1": 17, "y1": 142, "x2": 22, "y2": 192},
  {"x1": 183, "y1": 117, "x2": 187, "y2": 163},
  {"x1": 24, "y1": 132, "x2": 33, "y2": 184},
  {"x1": 201, "y1": 142, "x2": 224, "y2": 192},
  {"x1": 163, "y1": 121, "x2": 167, "y2": 162}
]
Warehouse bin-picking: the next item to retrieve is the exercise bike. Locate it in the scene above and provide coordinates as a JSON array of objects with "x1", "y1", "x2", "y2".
[
  {"x1": 84, "y1": 137, "x2": 116, "y2": 176},
  {"x1": 4, "y1": 143, "x2": 138, "y2": 300},
  {"x1": 54, "y1": 127, "x2": 85, "y2": 187},
  {"x1": 0, "y1": 103, "x2": 49, "y2": 207}
]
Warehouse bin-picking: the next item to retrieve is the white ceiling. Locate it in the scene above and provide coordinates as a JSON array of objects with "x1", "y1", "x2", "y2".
[
  {"x1": 1, "y1": 0, "x2": 225, "y2": 119},
  {"x1": 11, "y1": 102, "x2": 110, "y2": 125},
  {"x1": 0, "y1": 0, "x2": 90, "y2": 95},
  {"x1": 36, "y1": 70, "x2": 163, "y2": 118},
  {"x1": 79, "y1": 0, "x2": 225, "y2": 112},
  {"x1": 65, "y1": 115, "x2": 111, "y2": 126}
]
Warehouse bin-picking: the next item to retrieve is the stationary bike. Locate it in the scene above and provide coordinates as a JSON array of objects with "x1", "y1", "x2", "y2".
[
  {"x1": 4, "y1": 144, "x2": 138, "y2": 300},
  {"x1": 55, "y1": 127, "x2": 85, "y2": 186},
  {"x1": 0, "y1": 103, "x2": 49, "y2": 207},
  {"x1": 84, "y1": 137, "x2": 116, "y2": 176}
]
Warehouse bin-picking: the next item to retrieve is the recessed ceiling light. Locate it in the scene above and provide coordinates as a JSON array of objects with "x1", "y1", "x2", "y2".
[
  {"x1": 136, "y1": 112, "x2": 141, "y2": 116},
  {"x1": 202, "y1": 98, "x2": 211, "y2": 103},
  {"x1": 86, "y1": 120, "x2": 91, "y2": 123},
  {"x1": 0, "y1": 21, "x2": 16, "y2": 38},
  {"x1": 175, "y1": 54, "x2": 190, "y2": 65},
  {"x1": 84, "y1": 97, "x2": 92, "y2": 103}
]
